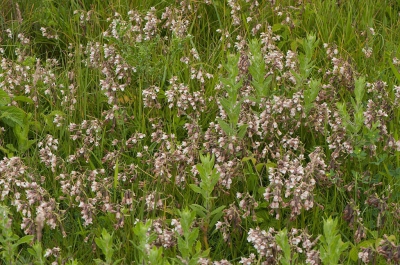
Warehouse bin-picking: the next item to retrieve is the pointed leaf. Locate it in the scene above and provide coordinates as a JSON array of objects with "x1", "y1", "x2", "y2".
[
  {"x1": 209, "y1": 211, "x2": 224, "y2": 229},
  {"x1": 189, "y1": 184, "x2": 203, "y2": 195},
  {"x1": 217, "y1": 119, "x2": 235, "y2": 136},
  {"x1": 211, "y1": 205, "x2": 226, "y2": 216},
  {"x1": 354, "y1": 76, "x2": 366, "y2": 104},
  {"x1": 187, "y1": 227, "x2": 199, "y2": 246},
  {"x1": 190, "y1": 204, "x2": 207, "y2": 218},
  {"x1": 237, "y1": 124, "x2": 248, "y2": 139},
  {"x1": 16, "y1": 235, "x2": 34, "y2": 246},
  {"x1": 195, "y1": 164, "x2": 208, "y2": 179}
]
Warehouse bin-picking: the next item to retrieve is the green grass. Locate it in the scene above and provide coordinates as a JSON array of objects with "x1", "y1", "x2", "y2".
[{"x1": 0, "y1": 0, "x2": 400, "y2": 264}]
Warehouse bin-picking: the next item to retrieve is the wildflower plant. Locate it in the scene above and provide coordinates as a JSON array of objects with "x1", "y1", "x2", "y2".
[
  {"x1": 175, "y1": 208, "x2": 209, "y2": 265},
  {"x1": 217, "y1": 54, "x2": 248, "y2": 139},
  {"x1": 190, "y1": 153, "x2": 225, "y2": 248},
  {"x1": 275, "y1": 228, "x2": 297, "y2": 265},
  {"x1": 94, "y1": 229, "x2": 123, "y2": 265},
  {"x1": 319, "y1": 217, "x2": 349, "y2": 265},
  {"x1": 131, "y1": 220, "x2": 166, "y2": 265},
  {"x1": 0, "y1": 205, "x2": 34, "y2": 264},
  {"x1": 0, "y1": 89, "x2": 35, "y2": 155},
  {"x1": 294, "y1": 34, "x2": 319, "y2": 86},
  {"x1": 27, "y1": 243, "x2": 45, "y2": 265}
]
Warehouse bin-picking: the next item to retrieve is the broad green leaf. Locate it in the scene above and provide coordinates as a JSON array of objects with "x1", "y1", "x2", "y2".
[
  {"x1": 0, "y1": 106, "x2": 26, "y2": 128},
  {"x1": 242, "y1": 156, "x2": 256, "y2": 165},
  {"x1": 0, "y1": 146, "x2": 13, "y2": 157},
  {"x1": 14, "y1": 96, "x2": 34, "y2": 104},
  {"x1": 387, "y1": 235, "x2": 397, "y2": 242},
  {"x1": 349, "y1": 239, "x2": 375, "y2": 261},
  {"x1": 272, "y1": 23, "x2": 283, "y2": 32},
  {"x1": 255, "y1": 163, "x2": 265, "y2": 172},
  {"x1": 5, "y1": 144, "x2": 17, "y2": 153},
  {"x1": 265, "y1": 161, "x2": 277, "y2": 168},
  {"x1": 0, "y1": 89, "x2": 10, "y2": 106}
]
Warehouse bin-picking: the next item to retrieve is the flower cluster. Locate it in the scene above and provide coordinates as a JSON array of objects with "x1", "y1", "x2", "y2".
[
  {"x1": 68, "y1": 119, "x2": 103, "y2": 163},
  {"x1": 38, "y1": 134, "x2": 59, "y2": 173},
  {"x1": 246, "y1": 227, "x2": 320, "y2": 264}
]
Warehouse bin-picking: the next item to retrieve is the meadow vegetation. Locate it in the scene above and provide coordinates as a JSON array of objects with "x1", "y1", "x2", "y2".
[{"x1": 0, "y1": 0, "x2": 399, "y2": 264}]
